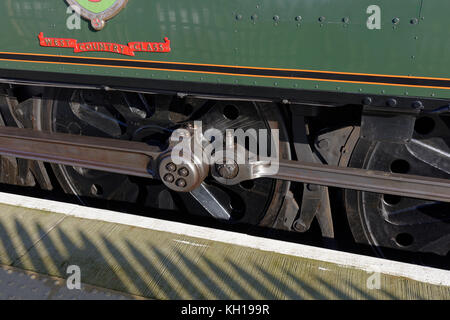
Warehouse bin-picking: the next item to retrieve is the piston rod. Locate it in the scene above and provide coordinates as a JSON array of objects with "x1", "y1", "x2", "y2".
[
  {"x1": 261, "y1": 160, "x2": 450, "y2": 203},
  {"x1": 214, "y1": 160, "x2": 450, "y2": 203},
  {"x1": 0, "y1": 126, "x2": 160, "y2": 178},
  {"x1": 0, "y1": 126, "x2": 449, "y2": 202}
]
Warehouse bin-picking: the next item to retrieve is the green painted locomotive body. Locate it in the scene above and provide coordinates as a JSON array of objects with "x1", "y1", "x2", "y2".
[
  {"x1": 0, "y1": 0, "x2": 449, "y2": 106},
  {"x1": 0, "y1": 1, "x2": 449, "y2": 258}
]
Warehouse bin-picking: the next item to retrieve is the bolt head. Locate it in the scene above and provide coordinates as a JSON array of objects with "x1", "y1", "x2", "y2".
[
  {"x1": 293, "y1": 221, "x2": 308, "y2": 232},
  {"x1": 164, "y1": 174, "x2": 175, "y2": 183},
  {"x1": 363, "y1": 97, "x2": 373, "y2": 105},
  {"x1": 166, "y1": 163, "x2": 177, "y2": 172},
  {"x1": 412, "y1": 101, "x2": 424, "y2": 110},
  {"x1": 178, "y1": 167, "x2": 189, "y2": 177},
  {"x1": 176, "y1": 179, "x2": 187, "y2": 188},
  {"x1": 91, "y1": 18, "x2": 105, "y2": 30},
  {"x1": 387, "y1": 98, "x2": 398, "y2": 107},
  {"x1": 216, "y1": 162, "x2": 239, "y2": 179}
]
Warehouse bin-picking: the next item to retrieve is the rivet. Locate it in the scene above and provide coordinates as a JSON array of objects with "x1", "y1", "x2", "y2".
[
  {"x1": 342, "y1": 17, "x2": 350, "y2": 23},
  {"x1": 317, "y1": 139, "x2": 329, "y2": 149},
  {"x1": 410, "y1": 18, "x2": 419, "y2": 25},
  {"x1": 411, "y1": 101, "x2": 424, "y2": 110},
  {"x1": 318, "y1": 16, "x2": 325, "y2": 22},
  {"x1": 393, "y1": 17, "x2": 400, "y2": 24},
  {"x1": 236, "y1": 14, "x2": 242, "y2": 20},
  {"x1": 295, "y1": 16, "x2": 302, "y2": 22},
  {"x1": 251, "y1": 14, "x2": 258, "y2": 20},
  {"x1": 307, "y1": 184, "x2": 319, "y2": 192},
  {"x1": 273, "y1": 15, "x2": 280, "y2": 21},
  {"x1": 387, "y1": 98, "x2": 398, "y2": 107}
]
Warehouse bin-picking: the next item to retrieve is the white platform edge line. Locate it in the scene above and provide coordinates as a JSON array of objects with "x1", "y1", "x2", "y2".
[{"x1": 0, "y1": 192, "x2": 448, "y2": 287}]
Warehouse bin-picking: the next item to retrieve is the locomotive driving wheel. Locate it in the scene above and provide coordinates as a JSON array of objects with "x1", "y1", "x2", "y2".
[
  {"x1": 344, "y1": 115, "x2": 450, "y2": 258},
  {"x1": 36, "y1": 88, "x2": 290, "y2": 227}
]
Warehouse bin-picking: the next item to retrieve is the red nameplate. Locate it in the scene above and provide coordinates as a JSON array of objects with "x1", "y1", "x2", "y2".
[{"x1": 38, "y1": 32, "x2": 171, "y2": 56}]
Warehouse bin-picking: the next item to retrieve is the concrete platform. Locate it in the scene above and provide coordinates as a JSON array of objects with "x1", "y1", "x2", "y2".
[{"x1": 0, "y1": 192, "x2": 448, "y2": 300}]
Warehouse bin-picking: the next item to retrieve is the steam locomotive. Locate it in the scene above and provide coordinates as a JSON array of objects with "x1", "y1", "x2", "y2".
[{"x1": 0, "y1": 0, "x2": 448, "y2": 258}]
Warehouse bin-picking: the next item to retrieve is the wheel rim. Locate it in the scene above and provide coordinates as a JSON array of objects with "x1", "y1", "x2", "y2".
[
  {"x1": 39, "y1": 89, "x2": 290, "y2": 226},
  {"x1": 345, "y1": 115, "x2": 450, "y2": 257}
]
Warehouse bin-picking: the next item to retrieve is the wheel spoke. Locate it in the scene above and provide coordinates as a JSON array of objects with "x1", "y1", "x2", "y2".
[
  {"x1": 407, "y1": 138, "x2": 450, "y2": 174},
  {"x1": 190, "y1": 183, "x2": 232, "y2": 220},
  {"x1": 69, "y1": 91, "x2": 123, "y2": 137}
]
